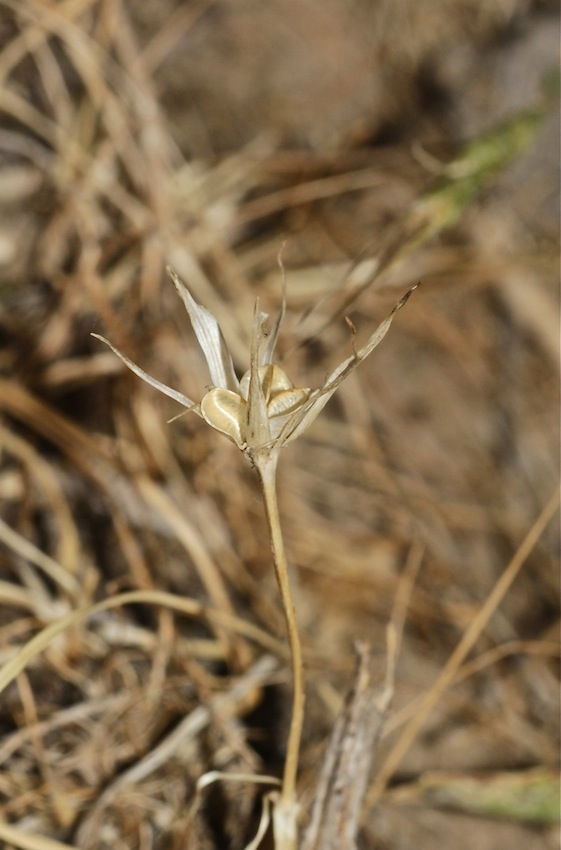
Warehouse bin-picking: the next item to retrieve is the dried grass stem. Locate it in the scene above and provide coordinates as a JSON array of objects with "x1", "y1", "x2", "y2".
[{"x1": 255, "y1": 452, "x2": 305, "y2": 807}]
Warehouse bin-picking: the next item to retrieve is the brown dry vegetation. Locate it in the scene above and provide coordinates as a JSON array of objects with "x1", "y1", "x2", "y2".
[{"x1": 0, "y1": 1, "x2": 559, "y2": 849}]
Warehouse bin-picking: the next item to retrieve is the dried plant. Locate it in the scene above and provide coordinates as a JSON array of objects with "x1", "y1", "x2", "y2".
[
  {"x1": 0, "y1": 2, "x2": 558, "y2": 848},
  {"x1": 93, "y1": 268, "x2": 416, "y2": 848}
]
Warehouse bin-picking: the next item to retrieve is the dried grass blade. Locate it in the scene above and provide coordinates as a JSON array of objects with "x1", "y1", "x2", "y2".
[
  {"x1": 0, "y1": 515, "x2": 79, "y2": 598},
  {"x1": 0, "y1": 820, "x2": 80, "y2": 850},
  {"x1": 0, "y1": 589, "x2": 286, "y2": 698},
  {"x1": 368, "y1": 486, "x2": 561, "y2": 805},
  {"x1": 302, "y1": 642, "x2": 393, "y2": 850}
]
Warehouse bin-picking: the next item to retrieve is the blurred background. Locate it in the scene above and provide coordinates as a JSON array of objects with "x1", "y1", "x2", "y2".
[{"x1": 0, "y1": 1, "x2": 559, "y2": 848}]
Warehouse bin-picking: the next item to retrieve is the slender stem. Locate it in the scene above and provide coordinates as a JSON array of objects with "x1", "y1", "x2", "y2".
[{"x1": 255, "y1": 452, "x2": 305, "y2": 805}]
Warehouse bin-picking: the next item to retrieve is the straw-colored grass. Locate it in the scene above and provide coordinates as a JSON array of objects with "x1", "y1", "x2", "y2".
[{"x1": 0, "y1": 1, "x2": 558, "y2": 848}]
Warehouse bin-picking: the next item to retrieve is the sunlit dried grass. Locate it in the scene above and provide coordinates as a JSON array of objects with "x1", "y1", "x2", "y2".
[{"x1": 0, "y1": 0, "x2": 559, "y2": 848}]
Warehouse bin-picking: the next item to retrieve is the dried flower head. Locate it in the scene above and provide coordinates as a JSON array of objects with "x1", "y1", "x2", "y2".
[{"x1": 93, "y1": 266, "x2": 417, "y2": 466}]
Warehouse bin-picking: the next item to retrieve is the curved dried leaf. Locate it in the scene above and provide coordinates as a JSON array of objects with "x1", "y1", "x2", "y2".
[
  {"x1": 280, "y1": 285, "x2": 418, "y2": 445},
  {"x1": 167, "y1": 266, "x2": 240, "y2": 392},
  {"x1": 91, "y1": 334, "x2": 196, "y2": 410}
]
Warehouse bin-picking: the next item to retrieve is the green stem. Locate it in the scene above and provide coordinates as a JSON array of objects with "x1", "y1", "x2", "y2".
[{"x1": 255, "y1": 452, "x2": 305, "y2": 806}]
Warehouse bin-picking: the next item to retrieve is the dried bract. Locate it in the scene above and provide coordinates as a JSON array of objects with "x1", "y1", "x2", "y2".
[{"x1": 93, "y1": 267, "x2": 417, "y2": 466}]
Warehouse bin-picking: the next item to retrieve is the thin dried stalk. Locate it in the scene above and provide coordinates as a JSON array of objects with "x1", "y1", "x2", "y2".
[
  {"x1": 367, "y1": 486, "x2": 561, "y2": 805},
  {"x1": 255, "y1": 453, "x2": 305, "y2": 815}
]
